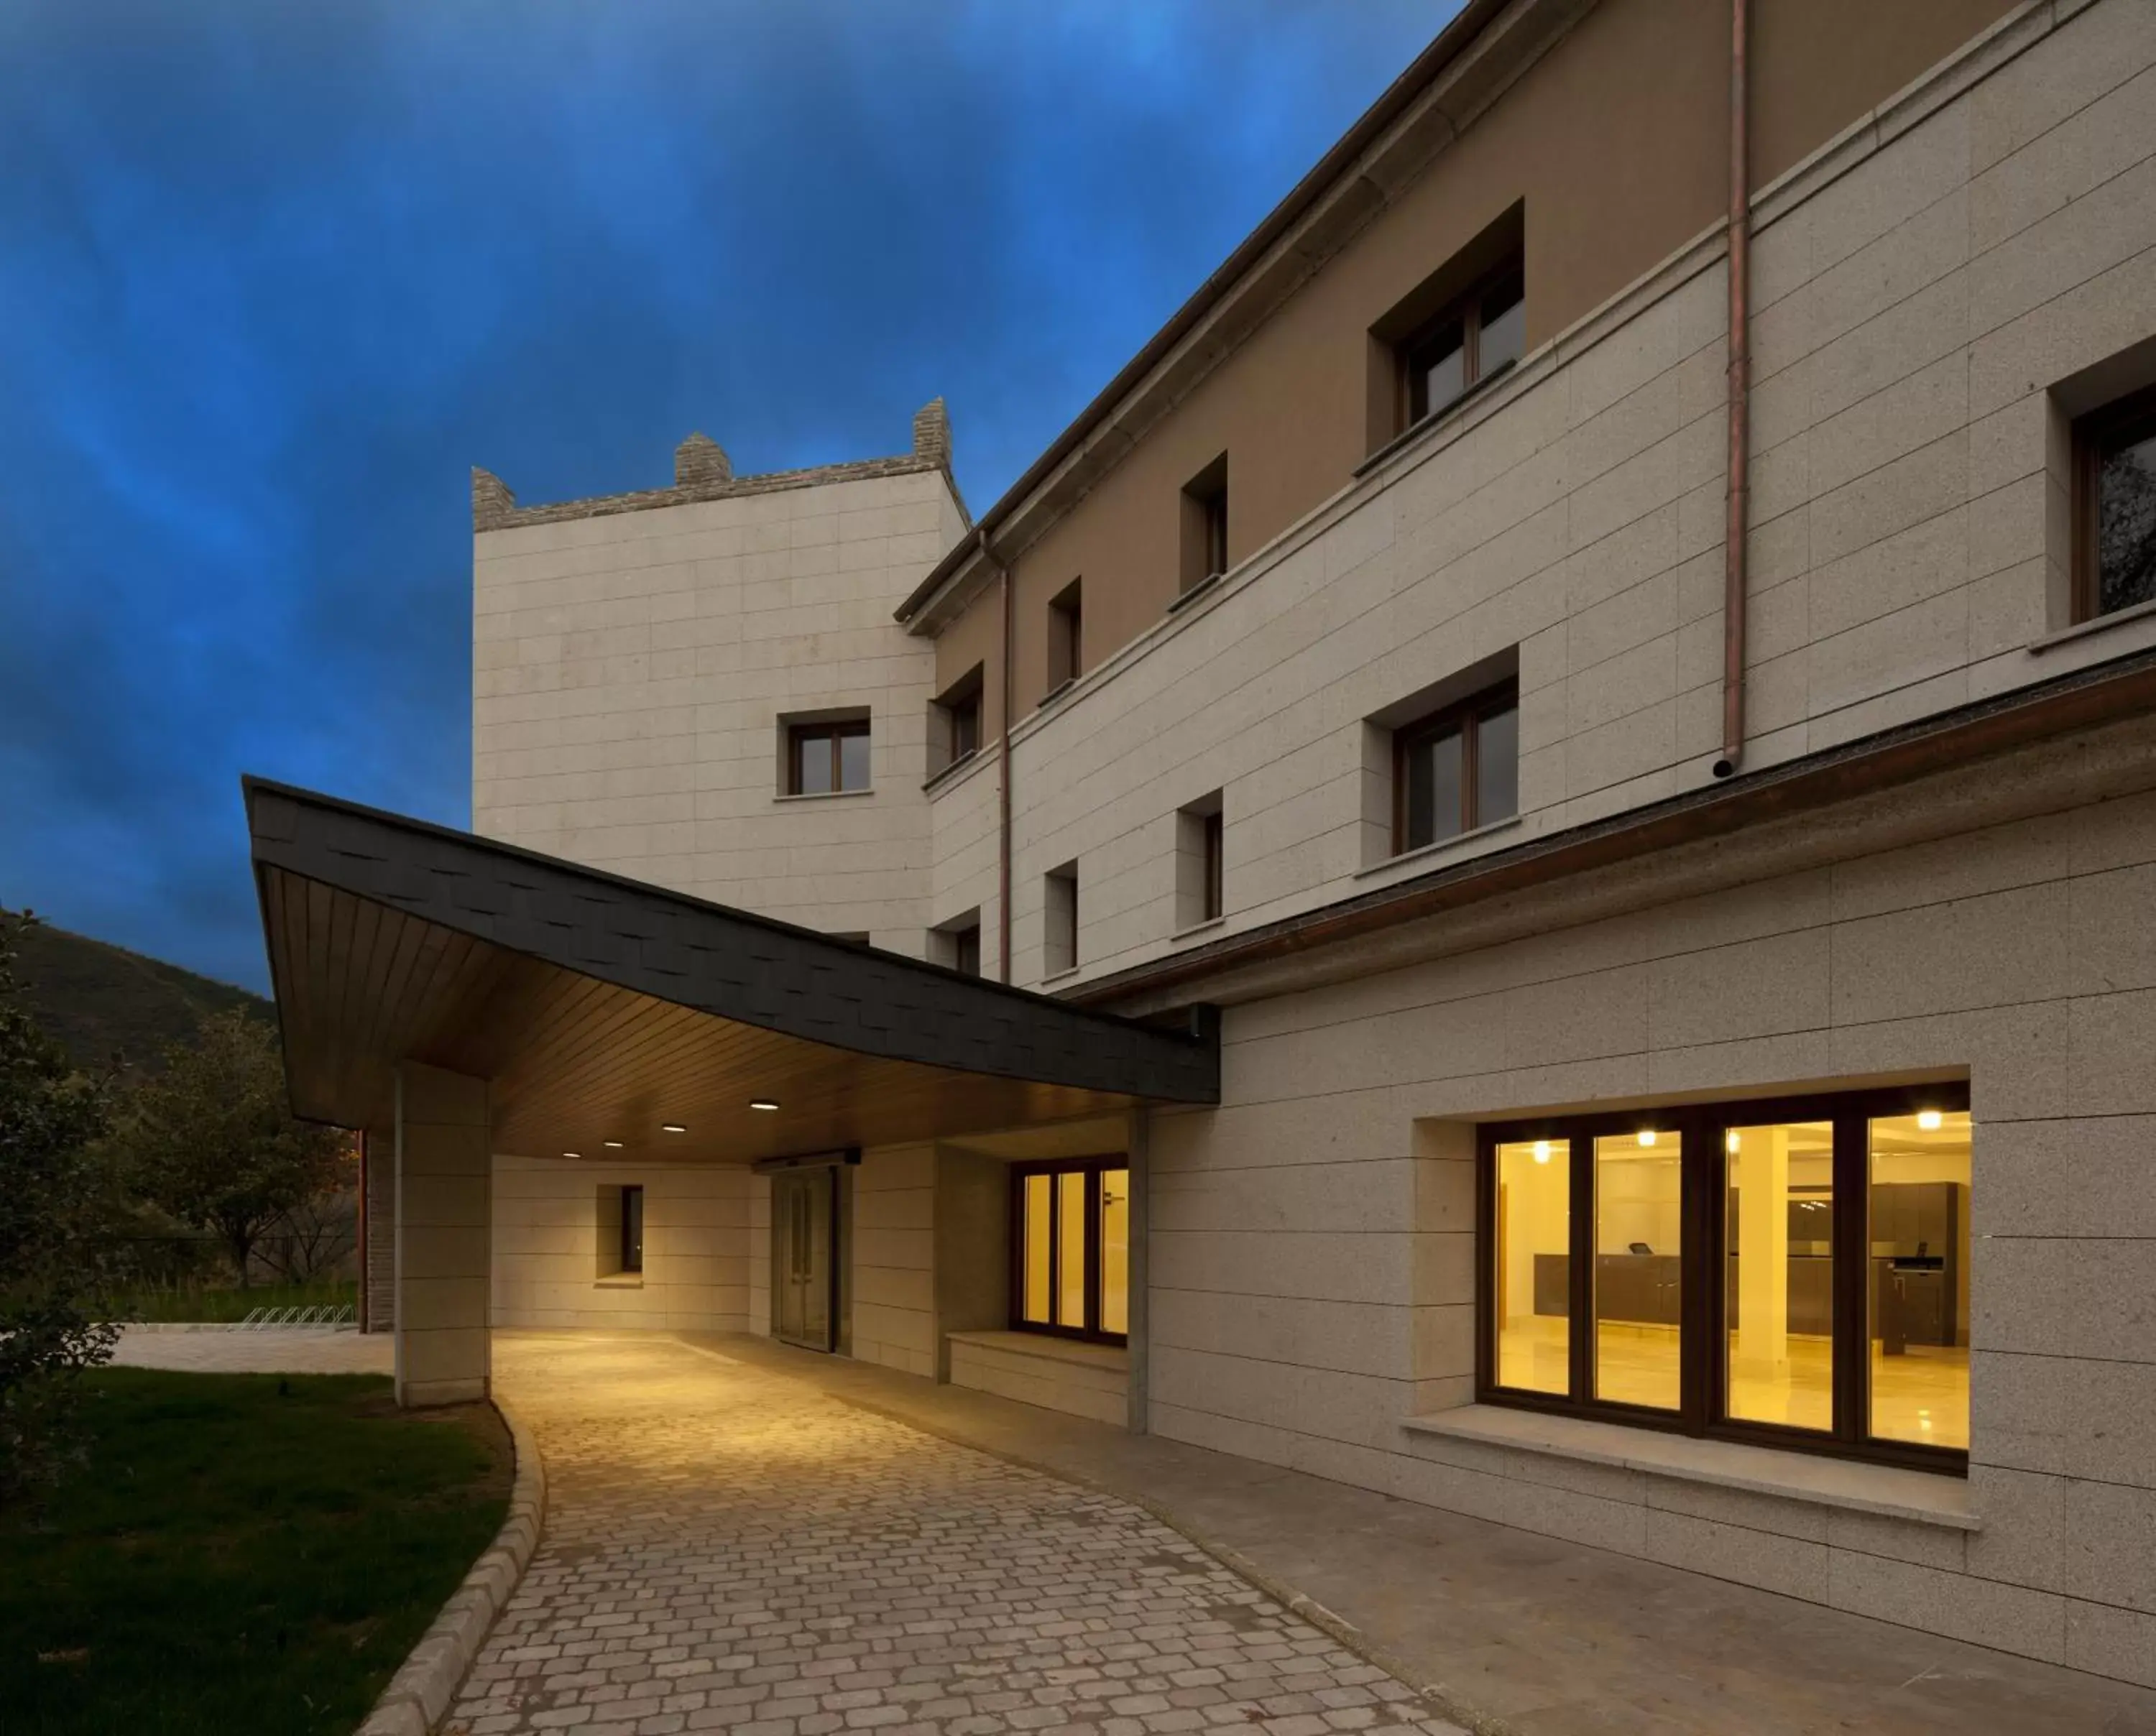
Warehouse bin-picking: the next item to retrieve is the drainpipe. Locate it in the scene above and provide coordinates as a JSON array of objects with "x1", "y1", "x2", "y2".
[
  {"x1": 980, "y1": 527, "x2": 1015, "y2": 983},
  {"x1": 1715, "y1": 0, "x2": 1751, "y2": 780}
]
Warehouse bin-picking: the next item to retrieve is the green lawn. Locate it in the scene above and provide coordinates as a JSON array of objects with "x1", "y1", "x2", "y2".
[
  {"x1": 109, "y1": 1278, "x2": 359, "y2": 1323},
  {"x1": 0, "y1": 1368, "x2": 510, "y2": 1735}
]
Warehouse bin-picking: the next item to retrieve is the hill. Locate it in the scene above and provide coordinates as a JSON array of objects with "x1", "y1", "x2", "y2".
[{"x1": 6, "y1": 911, "x2": 270, "y2": 1076}]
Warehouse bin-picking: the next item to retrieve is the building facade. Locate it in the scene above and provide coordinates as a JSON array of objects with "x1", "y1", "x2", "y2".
[{"x1": 300, "y1": 0, "x2": 2156, "y2": 1690}]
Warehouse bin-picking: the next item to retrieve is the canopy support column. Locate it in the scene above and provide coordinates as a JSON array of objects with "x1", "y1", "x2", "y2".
[{"x1": 393, "y1": 1061, "x2": 492, "y2": 1408}]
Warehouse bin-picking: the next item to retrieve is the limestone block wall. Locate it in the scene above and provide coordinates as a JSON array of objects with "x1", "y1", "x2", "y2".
[
  {"x1": 473, "y1": 464, "x2": 960, "y2": 953},
  {"x1": 395, "y1": 1063, "x2": 491, "y2": 1407},
  {"x1": 851, "y1": 1142, "x2": 936, "y2": 1377},
  {"x1": 947, "y1": 1332, "x2": 1128, "y2": 1427},
  {"x1": 985, "y1": 0, "x2": 2156, "y2": 992},
  {"x1": 363, "y1": 1127, "x2": 395, "y2": 1333},
  {"x1": 927, "y1": 747, "x2": 1003, "y2": 977},
  {"x1": 1143, "y1": 734, "x2": 2156, "y2": 1686},
  {"x1": 747, "y1": 1171, "x2": 772, "y2": 1337},
  {"x1": 491, "y1": 1154, "x2": 750, "y2": 1331}
]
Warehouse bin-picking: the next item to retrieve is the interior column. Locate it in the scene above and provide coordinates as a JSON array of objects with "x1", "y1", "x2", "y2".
[
  {"x1": 394, "y1": 1061, "x2": 492, "y2": 1407},
  {"x1": 1732, "y1": 1125, "x2": 1789, "y2": 1385}
]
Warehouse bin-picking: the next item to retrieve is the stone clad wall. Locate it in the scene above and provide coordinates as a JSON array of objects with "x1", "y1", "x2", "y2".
[
  {"x1": 1144, "y1": 717, "x2": 2156, "y2": 1686},
  {"x1": 977, "y1": 0, "x2": 2156, "y2": 992},
  {"x1": 491, "y1": 1154, "x2": 750, "y2": 1331},
  {"x1": 473, "y1": 459, "x2": 961, "y2": 954}
]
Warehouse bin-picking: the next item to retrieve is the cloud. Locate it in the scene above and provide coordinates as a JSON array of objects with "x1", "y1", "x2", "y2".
[{"x1": 0, "y1": 0, "x2": 1450, "y2": 992}]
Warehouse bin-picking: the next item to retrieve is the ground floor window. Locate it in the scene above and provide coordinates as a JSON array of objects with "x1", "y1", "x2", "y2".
[
  {"x1": 1480, "y1": 1085, "x2": 1970, "y2": 1470},
  {"x1": 1011, "y1": 1158, "x2": 1128, "y2": 1342}
]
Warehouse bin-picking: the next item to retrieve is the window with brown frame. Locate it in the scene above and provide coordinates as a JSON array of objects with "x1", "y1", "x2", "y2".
[
  {"x1": 1393, "y1": 680, "x2": 1518, "y2": 854},
  {"x1": 1011, "y1": 1157, "x2": 1129, "y2": 1342},
  {"x1": 786, "y1": 717, "x2": 870, "y2": 795},
  {"x1": 1480, "y1": 1084, "x2": 1972, "y2": 1474},
  {"x1": 1046, "y1": 579, "x2": 1083, "y2": 698},
  {"x1": 931, "y1": 664, "x2": 983, "y2": 773},
  {"x1": 2073, "y1": 382, "x2": 2156, "y2": 622},
  {"x1": 1400, "y1": 264, "x2": 1524, "y2": 431},
  {"x1": 1180, "y1": 454, "x2": 1229, "y2": 595},
  {"x1": 1175, "y1": 793, "x2": 1225, "y2": 931}
]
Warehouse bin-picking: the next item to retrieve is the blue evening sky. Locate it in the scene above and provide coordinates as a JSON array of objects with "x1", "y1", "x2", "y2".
[{"x1": 0, "y1": 0, "x2": 1454, "y2": 994}]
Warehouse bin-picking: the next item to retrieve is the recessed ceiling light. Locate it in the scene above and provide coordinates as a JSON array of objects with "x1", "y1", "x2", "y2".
[
  {"x1": 749, "y1": 1099, "x2": 780, "y2": 1112},
  {"x1": 1916, "y1": 1109, "x2": 1943, "y2": 1131},
  {"x1": 563, "y1": 1151, "x2": 581, "y2": 1159},
  {"x1": 1531, "y1": 1140, "x2": 1551, "y2": 1164},
  {"x1": 1637, "y1": 1129, "x2": 1657, "y2": 1148},
  {"x1": 661, "y1": 1123, "x2": 687, "y2": 1134},
  {"x1": 603, "y1": 1140, "x2": 624, "y2": 1149}
]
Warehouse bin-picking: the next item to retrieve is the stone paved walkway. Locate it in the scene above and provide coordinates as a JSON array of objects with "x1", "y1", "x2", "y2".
[
  {"x1": 110, "y1": 1324, "x2": 393, "y2": 1375},
  {"x1": 449, "y1": 1331, "x2": 1461, "y2": 1736}
]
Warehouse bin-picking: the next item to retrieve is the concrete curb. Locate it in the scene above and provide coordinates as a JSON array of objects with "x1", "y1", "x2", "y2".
[
  {"x1": 356, "y1": 1398, "x2": 545, "y2": 1736},
  {"x1": 115, "y1": 1321, "x2": 360, "y2": 1334}
]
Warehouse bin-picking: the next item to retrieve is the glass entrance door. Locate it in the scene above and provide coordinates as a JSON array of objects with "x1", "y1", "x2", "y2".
[{"x1": 772, "y1": 1167, "x2": 837, "y2": 1352}]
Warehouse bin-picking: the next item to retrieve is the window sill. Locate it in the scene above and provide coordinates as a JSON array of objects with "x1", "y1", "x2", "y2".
[
  {"x1": 922, "y1": 749, "x2": 982, "y2": 795},
  {"x1": 1039, "y1": 965, "x2": 1081, "y2": 987},
  {"x1": 774, "y1": 787, "x2": 873, "y2": 803},
  {"x1": 1402, "y1": 1405, "x2": 1978, "y2": 1531},
  {"x1": 1038, "y1": 678, "x2": 1077, "y2": 711},
  {"x1": 1171, "y1": 915, "x2": 1226, "y2": 943},
  {"x1": 947, "y1": 1329, "x2": 1128, "y2": 1373},
  {"x1": 2028, "y1": 593, "x2": 2156, "y2": 653},
  {"x1": 1354, "y1": 354, "x2": 1520, "y2": 480},
  {"x1": 594, "y1": 1273, "x2": 645, "y2": 1290},
  {"x1": 1166, "y1": 570, "x2": 1225, "y2": 614},
  {"x1": 1355, "y1": 813, "x2": 1522, "y2": 879}
]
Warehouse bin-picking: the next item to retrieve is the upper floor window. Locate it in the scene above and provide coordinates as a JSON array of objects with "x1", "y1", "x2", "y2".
[
  {"x1": 1180, "y1": 455, "x2": 1230, "y2": 596},
  {"x1": 934, "y1": 910, "x2": 982, "y2": 976},
  {"x1": 1046, "y1": 580, "x2": 1083, "y2": 698},
  {"x1": 1367, "y1": 203, "x2": 1525, "y2": 454},
  {"x1": 1395, "y1": 680, "x2": 1518, "y2": 854},
  {"x1": 1176, "y1": 793, "x2": 1224, "y2": 931},
  {"x1": 931, "y1": 665, "x2": 983, "y2": 774},
  {"x1": 1402, "y1": 267, "x2": 1524, "y2": 428},
  {"x1": 787, "y1": 716, "x2": 870, "y2": 795},
  {"x1": 1483, "y1": 1085, "x2": 1971, "y2": 1472},
  {"x1": 2075, "y1": 383, "x2": 2156, "y2": 620},
  {"x1": 1044, "y1": 860, "x2": 1078, "y2": 976}
]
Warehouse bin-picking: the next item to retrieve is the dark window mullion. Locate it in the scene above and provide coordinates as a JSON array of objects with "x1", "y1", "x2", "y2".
[
  {"x1": 1832, "y1": 1111, "x2": 1870, "y2": 1447},
  {"x1": 1577, "y1": 1127, "x2": 1601, "y2": 1410},
  {"x1": 1680, "y1": 1114, "x2": 1715, "y2": 1433}
]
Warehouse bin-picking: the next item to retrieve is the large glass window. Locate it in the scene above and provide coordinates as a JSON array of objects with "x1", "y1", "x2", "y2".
[
  {"x1": 1480, "y1": 1086, "x2": 1971, "y2": 1472},
  {"x1": 1493, "y1": 1140, "x2": 1568, "y2": 1395},
  {"x1": 1011, "y1": 1158, "x2": 1128, "y2": 1344}
]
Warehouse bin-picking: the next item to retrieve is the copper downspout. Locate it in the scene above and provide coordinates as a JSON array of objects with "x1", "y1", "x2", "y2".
[
  {"x1": 1716, "y1": 0, "x2": 1751, "y2": 779},
  {"x1": 981, "y1": 527, "x2": 1015, "y2": 982}
]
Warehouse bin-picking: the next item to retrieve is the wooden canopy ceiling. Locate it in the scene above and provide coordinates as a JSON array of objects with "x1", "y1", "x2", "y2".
[{"x1": 245, "y1": 780, "x2": 1217, "y2": 1165}]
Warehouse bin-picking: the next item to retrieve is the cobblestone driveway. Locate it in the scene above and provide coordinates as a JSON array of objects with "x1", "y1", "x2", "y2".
[{"x1": 451, "y1": 1331, "x2": 1458, "y2": 1736}]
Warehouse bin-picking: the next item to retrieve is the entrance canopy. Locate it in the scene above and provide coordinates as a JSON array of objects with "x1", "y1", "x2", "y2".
[{"x1": 245, "y1": 779, "x2": 1217, "y2": 1163}]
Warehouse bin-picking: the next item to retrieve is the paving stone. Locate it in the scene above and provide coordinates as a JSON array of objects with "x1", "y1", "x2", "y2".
[{"x1": 441, "y1": 1336, "x2": 1443, "y2": 1736}]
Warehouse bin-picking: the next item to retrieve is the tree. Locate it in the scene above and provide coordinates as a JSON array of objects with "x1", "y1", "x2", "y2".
[
  {"x1": 124, "y1": 1010, "x2": 351, "y2": 1285},
  {"x1": 0, "y1": 912, "x2": 117, "y2": 1499}
]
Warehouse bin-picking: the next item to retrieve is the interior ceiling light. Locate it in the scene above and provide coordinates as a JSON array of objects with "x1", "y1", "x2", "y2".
[
  {"x1": 661, "y1": 1123, "x2": 687, "y2": 1134},
  {"x1": 749, "y1": 1099, "x2": 780, "y2": 1112},
  {"x1": 1917, "y1": 1109, "x2": 1943, "y2": 1131},
  {"x1": 1637, "y1": 1129, "x2": 1657, "y2": 1148},
  {"x1": 1531, "y1": 1140, "x2": 1551, "y2": 1164},
  {"x1": 603, "y1": 1140, "x2": 623, "y2": 1149},
  {"x1": 1726, "y1": 1131, "x2": 1741, "y2": 1153},
  {"x1": 563, "y1": 1151, "x2": 581, "y2": 1159}
]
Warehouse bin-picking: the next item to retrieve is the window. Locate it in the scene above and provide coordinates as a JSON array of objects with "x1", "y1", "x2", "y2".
[
  {"x1": 1401, "y1": 267, "x2": 1524, "y2": 429},
  {"x1": 1394, "y1": 680, "x2": 1518, "y2": 854},
  {"x1": 1046, "y1": 579, "x2": 1082, "y2": 698},
  {"x1": 619, "y1": 1184, "x2": 645, "y2": 1275},
  {"x1": 931, "y1": 665, "x2": 983, "y2": 774},
  {"x1": 934, "y1": 911, "x2": 982, "y2": 976},
  {"x1": 2074, "y1": 384, "x2": 2156, "y2": 620},
  {"x1": 1175, "y1": 793, "x2": 1225, "y2": 930},
  {"x1": 1180, "y1": 454, "x2": 1230, "y2": 594},
  {"x1": 1044, "y1": 861, "x2": 1078, "y2": 976},
  {"x1": 1480, "y1": 1085, "x2": 1971, "y2": 1471},
  {"x1": 1012, "y1": 1158, "x2": 1128, "y2": 1343},
  {"x1": 786, "y1": 717, "x2": 870, "y2": 795}
]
